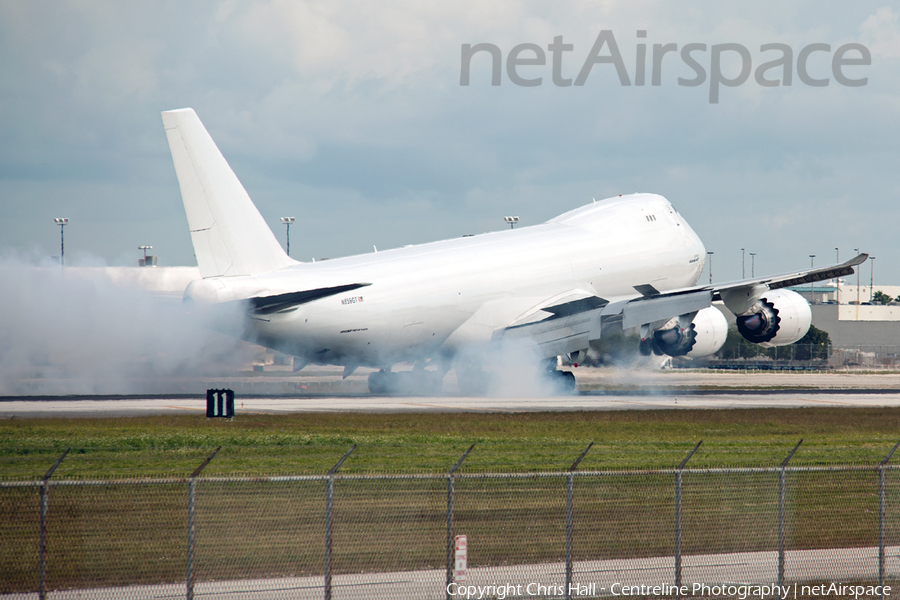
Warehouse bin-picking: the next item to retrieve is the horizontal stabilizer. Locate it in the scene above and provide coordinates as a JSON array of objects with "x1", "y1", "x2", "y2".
[{"x1": 247, "y1": 283, "x2": 371, "y2": 315}]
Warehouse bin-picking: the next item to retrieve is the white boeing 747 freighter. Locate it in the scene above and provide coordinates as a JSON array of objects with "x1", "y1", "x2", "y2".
[{"x1": 162, "y1": 108, "x2": 866, "y2": 394}]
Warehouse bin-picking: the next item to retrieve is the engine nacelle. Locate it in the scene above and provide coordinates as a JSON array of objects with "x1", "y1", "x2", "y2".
[
  {"x1": 735, "y1": 288, "x2": 811, "y2": 347},
  {"x1": 651, "y1": 306, "x2": 729, "y2": 358}
]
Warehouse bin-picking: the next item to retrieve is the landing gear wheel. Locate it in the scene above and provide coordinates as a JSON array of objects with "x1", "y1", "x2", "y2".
[
  {"x1": 549, "y1": 370, "x2": 576, "y2": 394},
  {"x1": 639, "y1": 339, "x2": 653, "y2": 356},
  {"x1": 560, "y1": 370, "x2": 576, "y2": 393},
  {"x1": 368, "y1": 370, "x2": 390, "y2": 394},
  {"x1": 368, "y1": 370, "x2": 444, "y2": 395}
]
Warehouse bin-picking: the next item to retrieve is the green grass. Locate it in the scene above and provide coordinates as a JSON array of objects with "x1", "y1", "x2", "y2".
[{"x1": 1, "y1": 408, "x2": 899, "y2": 479}]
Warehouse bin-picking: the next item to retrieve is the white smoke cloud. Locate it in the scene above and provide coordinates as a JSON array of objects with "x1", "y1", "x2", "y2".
[{"x1": 0, "y1": 253, "x2": 257, "y2": 395}]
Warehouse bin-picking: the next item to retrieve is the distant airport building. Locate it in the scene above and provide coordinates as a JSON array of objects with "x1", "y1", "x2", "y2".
[
  {"x1": 785, "y1": 283, "x2": 900, "y2": 349},
  {"x1": 790, "y1": 283, "x2": 900, "y2": 305},
  {"x1": 809, "y1": 304, "x2": 900, "y2": 348}
]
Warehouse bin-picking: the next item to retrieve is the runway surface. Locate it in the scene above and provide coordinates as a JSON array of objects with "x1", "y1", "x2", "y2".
[
  {"x1": 2, "y1": 389, "x2": 900, "y2": 418},
  {"x1": 4, "y1": 369, "x2": 900, "y2": 417}
]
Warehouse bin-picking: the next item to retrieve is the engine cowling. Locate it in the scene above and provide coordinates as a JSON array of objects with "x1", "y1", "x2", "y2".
[
  {"x1": 651, "y1": 306, "x2": 729, "y2": 358},
  {"x1": 736, "y1": 288, "x2": 811, "y2": 347}
]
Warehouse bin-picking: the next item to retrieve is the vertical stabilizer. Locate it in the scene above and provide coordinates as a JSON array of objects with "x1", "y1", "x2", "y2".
[{"x1": 162, "y1": 108, "x2": 297, "y2": 277}]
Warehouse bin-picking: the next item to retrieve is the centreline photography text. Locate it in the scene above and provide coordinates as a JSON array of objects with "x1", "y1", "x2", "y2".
[{"x1": 446, "y1": 581, "x2": 893, "y2": 599}]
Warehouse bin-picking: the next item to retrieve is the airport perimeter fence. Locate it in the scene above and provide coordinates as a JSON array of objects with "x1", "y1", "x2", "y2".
[
  {"x1": 3, "y1": 443, "x2": 900, "y2": 600},
  {"x1": 716, "y1": 343, "x2": 833, "y2": 363},
  {"x1": 700, "y1": 344, "x2": 900, "y2": 369}
]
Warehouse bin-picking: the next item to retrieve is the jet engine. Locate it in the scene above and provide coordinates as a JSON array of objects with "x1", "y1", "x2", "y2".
[
  {"x1": 651, "y1": 306, "x2": 728, "y2": 358},
  {"x1": 735, "y1": 288, "x2": 811, "y2": 347}
]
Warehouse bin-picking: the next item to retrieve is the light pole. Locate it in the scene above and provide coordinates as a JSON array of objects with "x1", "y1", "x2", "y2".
[
  {"x1": 280, "y1": 217, "x2": 295, "y2": 256},
  {"x1": 741, "y1": 248, "x2": 745, "y2": 279},
  {"x1": 871, "y1": 256, "x2": 876, "y2": 302},
  {"x1": 809, "y1": 255, "x2": 816, "y2": 304},
  {"x1": 855, "y1": 248, "x2": 860, "y2": 306},
  {"x1": 749, "y1": 252, "x2": 756, "y2": 277},
  {"x1": 835, "y1": 248, "x2": 840, "y2": 304},
  {"x1": 53, "y1": 218, "x2": 69, "y2": 266},
  {"x1": 138, "y1": 245, "x2": 153, "y2": 267},
  {"x1": 707, "y1": 251, "x2": 714, "y2": 284},
  {"x1": 504, "y1": 216, "x2": 519, "y2": 229}
]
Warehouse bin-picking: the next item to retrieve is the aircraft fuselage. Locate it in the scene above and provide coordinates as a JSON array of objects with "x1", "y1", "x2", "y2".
[{"x1": 185, "y1": 193, "x2": 706, "y2": 368}]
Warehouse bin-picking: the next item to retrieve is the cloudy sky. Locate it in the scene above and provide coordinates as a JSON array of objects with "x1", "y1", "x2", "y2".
[{"x1": 1, "y1": 1, "x2": 899, "y2": 283}]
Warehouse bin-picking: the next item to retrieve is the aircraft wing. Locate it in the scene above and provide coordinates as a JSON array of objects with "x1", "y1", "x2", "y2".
[
  {"x1": 492, "y1": 254, "x2": 867, "y2": 356},
  {"x1": 492, "y1": 292, "x2": 612, "y2": 357},
  {"x1": 708, "y1": 253, "x2": 868, "y2": 298},
  {"x1": 619, "y1": 252, "x2": 869, "y2": 320}
]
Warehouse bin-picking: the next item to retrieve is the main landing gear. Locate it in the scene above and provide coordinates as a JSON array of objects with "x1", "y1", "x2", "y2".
[
  {"x1": 548, "y1": 369, "x2": 576, "y2": 394},
  {"x1": 367, "y1": 358, "x2": 578, "y2": 396},
  {"x1": 542, "y1": 358, "x2": 576, "y2": 394},
  {"x1": 454, "y1": 358, "x2": 577, "y2": 396},
  {"x1": 367, "y1": 369, "x2": 444, "y2": 395}
]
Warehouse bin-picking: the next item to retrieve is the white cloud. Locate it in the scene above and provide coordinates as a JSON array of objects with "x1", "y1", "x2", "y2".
[{"x1": 860, "y1": 6, "x2": 900, "y2": 58}]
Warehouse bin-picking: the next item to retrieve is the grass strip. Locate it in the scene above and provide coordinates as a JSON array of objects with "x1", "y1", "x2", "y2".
[
  {"x1": 2, "y1": 408, "x2": 900, "y2": 592},
  {"x1": 2, "y1": 408, "x2": 900, "y2": 479}
]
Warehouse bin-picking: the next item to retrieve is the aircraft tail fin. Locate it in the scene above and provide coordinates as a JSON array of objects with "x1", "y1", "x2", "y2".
[{"x1": 162, "y1": 108, "x2": 297, "y2": 278}]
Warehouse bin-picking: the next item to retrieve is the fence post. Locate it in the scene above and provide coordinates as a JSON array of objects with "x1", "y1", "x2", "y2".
[
  {"x1": 446, "y1": 444, "x2": 475, "y2": 600},
  {"x1": 674, "y1": 441, "x2": 702, "y2": 595},
  {"x1": 879, "y1": 440, "x2": 900, "y2": 600},
  {"x1": 38, "y1": 448, "x2": 69, "y2": 600},
  {"x1": 565, "y1": 442, "x2": 594, "y2": 600},
  {"x1": 325, "y1": 445, "x2": 355, "y2": 600},
  {"x1": 778, "y1": 440, "x2": 802, "y2": 588},
  {"x1": 186, "y1": 446, "x2": 221, "y2": 600}
]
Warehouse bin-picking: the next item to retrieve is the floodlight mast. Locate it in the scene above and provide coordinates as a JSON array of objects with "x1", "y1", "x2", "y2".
[
  {"x1": 854, "y1": 248, "x2": 860, "y2": 307},
  {"x1": 809, "y1": 255, "x2": 816, "y2": 303},
  {"x1": 871, "y1": 256, "x2": 876, "y2": 302},
  {"x1": 836, "y1": 248, "x2": 840, "y2": 304},
  {"x1": 138, "y1": 245, "x2": 152, "y2": 259},
  {"x1": 53, "y1": 218, "x2": 69, "y2": 266},
  {"x1": 504, "y1": 216, "x2": 519, "y2": 229},
  {"x1": 280, "y1": 217, "x2": 295, "y2": 256}
]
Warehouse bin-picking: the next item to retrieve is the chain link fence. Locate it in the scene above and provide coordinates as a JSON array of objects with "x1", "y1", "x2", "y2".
[
  {"x1": 707, "y1": 344, "x2": 900, "y2": 369},
  {"x1": 2, "y1": 447, "x2": 900, "y2": 600}
]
